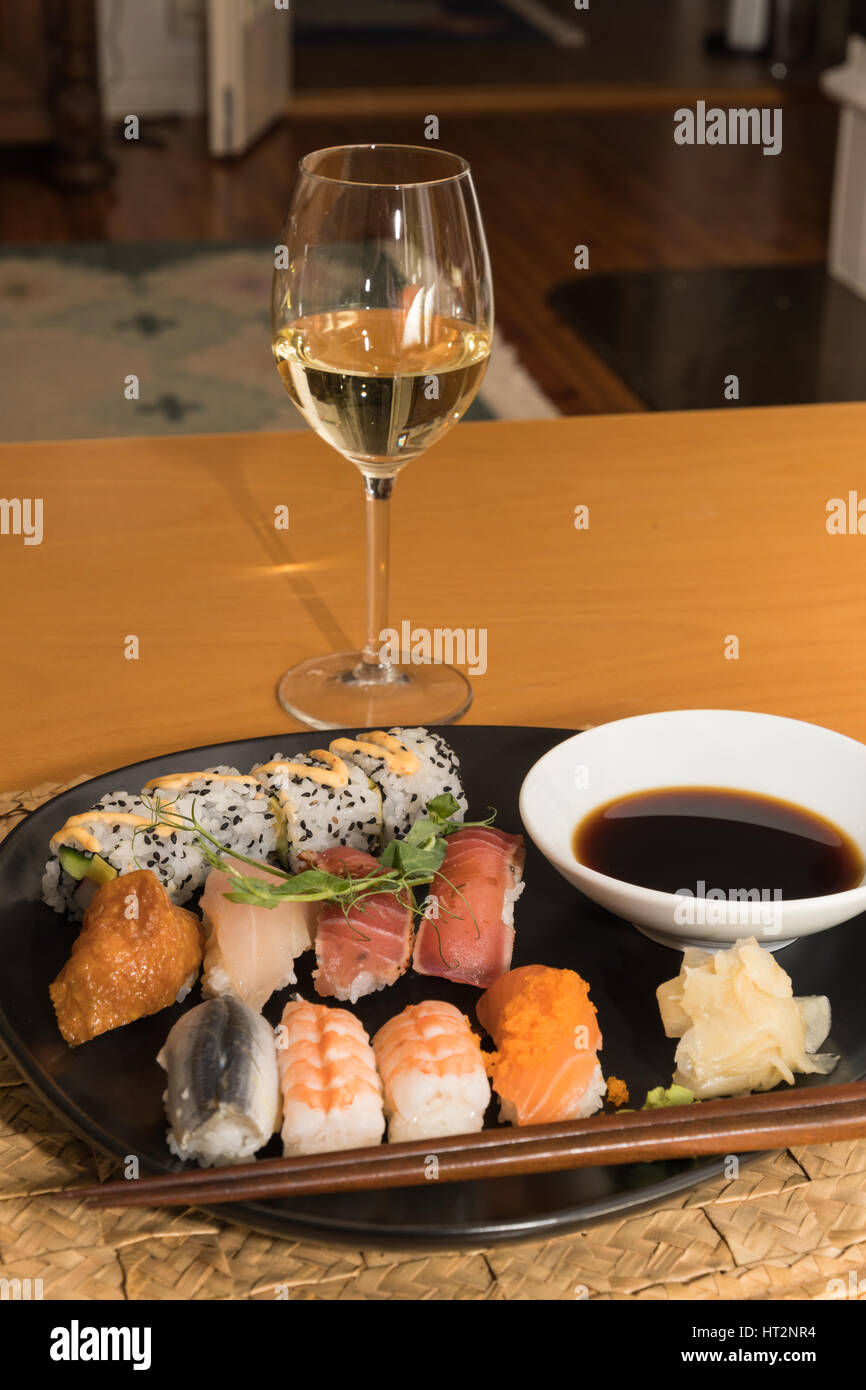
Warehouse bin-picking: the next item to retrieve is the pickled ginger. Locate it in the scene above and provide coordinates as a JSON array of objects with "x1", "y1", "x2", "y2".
[{"x1": 657, "y1": 937, "x2": 838, "y2": 1099}]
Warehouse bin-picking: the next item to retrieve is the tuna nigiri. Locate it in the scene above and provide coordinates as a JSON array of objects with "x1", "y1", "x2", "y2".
[
  {"x1": 277, "y1": 1000, "x2": 384, "y2": 1155},
  {"x1": 309, "y1": 846, "x2": 414, "y2": 1003},
  {"x1": 477, "y1": 964, "x2": 605, "y2": 1125},
  {"x1": 413, "y1": 827, "x2": 525, "y2": 989},
  {"x1": 200, "y1": 861, "x2": 316, "y2": 1012},
  {"x1": 372, "y1": 1001, "x2": 491, "y2": 1142}
]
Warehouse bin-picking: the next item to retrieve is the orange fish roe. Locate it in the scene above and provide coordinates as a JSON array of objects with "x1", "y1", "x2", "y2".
[
  {"x1": 606, "y1": 1076, "x2": 629, "y2": 1108},
  {"x1": 496, "y1": 969, "x2": 598, "y2": 1070}
]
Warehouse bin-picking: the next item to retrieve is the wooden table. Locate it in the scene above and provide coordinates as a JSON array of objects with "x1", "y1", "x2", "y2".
[{"x1": 1, "y1": 402, "x2": 865, "y2": 793}]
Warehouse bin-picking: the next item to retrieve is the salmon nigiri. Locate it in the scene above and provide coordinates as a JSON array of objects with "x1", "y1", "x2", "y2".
[
  {"x1": 372, "y1": 1001, "x2": 491, "y2": 1142},
  {"x1": 309, "y1": 846, "x2": 413, "y2": 1003},
  {"x1": 477, "y1": 965, "x2": 605, "y2": 1125},
  {"x1": 413, "y1": 827, "x2": 525, "y2": 989},
  {"x1": 277, "y1": 1000, "x2": 384, "y2": 1155}
]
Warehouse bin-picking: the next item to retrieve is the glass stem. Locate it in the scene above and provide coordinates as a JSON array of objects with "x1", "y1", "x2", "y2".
[{"x1": 361, "y1": 471, "x2": 395, "y2": 671}]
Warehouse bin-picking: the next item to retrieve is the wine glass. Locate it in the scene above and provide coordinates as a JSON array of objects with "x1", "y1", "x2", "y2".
[{"x1": 271, "y1": 143, "x2": 493, "y2": 729}]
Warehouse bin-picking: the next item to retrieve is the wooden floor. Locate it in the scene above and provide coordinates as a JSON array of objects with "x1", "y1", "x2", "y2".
[{"x1": 0, "y1": 94, "x2": 838, "y2": 415}]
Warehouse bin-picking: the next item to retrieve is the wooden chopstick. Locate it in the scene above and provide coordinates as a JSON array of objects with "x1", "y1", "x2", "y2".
[{"x1": 64, "y1": 1080, "x2": 866, "y2": 1210}]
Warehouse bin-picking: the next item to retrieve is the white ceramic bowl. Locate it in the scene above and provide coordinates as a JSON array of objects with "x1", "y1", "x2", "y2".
[{"x1": 519, "y1": 710, "x2": 866, "y2": 951}]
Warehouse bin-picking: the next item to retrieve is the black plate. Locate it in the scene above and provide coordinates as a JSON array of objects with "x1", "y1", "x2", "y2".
[{"x1": 0, "y1": 726, "x2": 863, "y2": 1250}]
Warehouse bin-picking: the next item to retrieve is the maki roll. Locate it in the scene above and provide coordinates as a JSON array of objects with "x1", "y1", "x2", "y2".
[
  {"x1": 252, "y1": 749, "x2": 382, "y2": 871},
  {"x1": 42, "y1": 791, "x2": 206, "y2": 919},
  {"x1": 142, "y1": 766, "x2": 286, "y2": 868},
  {"x1": 330, "y1": 727, "x2": 468, "y2": 843},
  {"x1": 158, "y1": 997, "x2": 281, "y2": 1167}
]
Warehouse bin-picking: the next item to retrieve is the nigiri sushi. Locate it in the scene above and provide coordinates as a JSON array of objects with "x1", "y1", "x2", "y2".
[
  {"x1": 372, "y1": 1001, "x2": 491, "y2": 1142},
  {"x1": 200, "y1": 861, "x2": 316, "y2": 1012},
  {"x1": 50, "y1": 870, "x2": 205, "y2": 1047},
  {"x1": 277, "y1": 1000, "x2": 384, "y2": 1155},
  {"x1": 477, "y1": 965, "x2": 605, "y2": 1125},
  {"x1": 309, "y1": 846, "x2": 414, "y2": 1003},
  {"x1": 657, "y1": 937, "x2": 838, "y2": 1099},
  {"x1": 158, "y1": 997, "x2": 281, "y2": 1167},
  {"x1": 413, "y1": 827, "x2": 525, "y2": 989}
]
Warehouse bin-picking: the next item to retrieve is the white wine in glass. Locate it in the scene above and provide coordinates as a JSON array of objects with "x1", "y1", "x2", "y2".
[{"x1": 271, "y1": 144, "x2": 493, "y2": 729}]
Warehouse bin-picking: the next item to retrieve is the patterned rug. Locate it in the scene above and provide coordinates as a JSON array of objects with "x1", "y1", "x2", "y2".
[{"x1": 0, "y1": 244, "x2": 557, "y2": 444}]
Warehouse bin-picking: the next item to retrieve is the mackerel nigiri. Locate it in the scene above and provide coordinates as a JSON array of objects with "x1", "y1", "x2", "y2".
[
  {"x1": 277, "y1": 1000, "x2": 384, "y2": 1155},
  {"x1": 158, "y1": 997, "x2": 280, "y2": 1166},
  {"x1": 309, "y1": 846, "x2": 414, "y2": 1003},
  {"x1": 413, "y1": 827, "x2": 525, "y2": 989},
  {"x1": 477, "y1": 965, "x2": 605, "y2": 1126},
  {"x1": 372, "y1": 1001, "x2": 491, "y2": 1142}
]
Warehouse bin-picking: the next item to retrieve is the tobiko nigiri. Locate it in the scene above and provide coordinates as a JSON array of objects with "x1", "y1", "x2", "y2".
[
  {"x1": 277, "y1": 1000, "x2": 384, "y2": 1155},
  {"x1": 477, "y1": 964, "x2": 606, "y2": 1125},
  {"x1": 309, "y1": 846, "x2": 414, "y2": 1003},
  {"x1": 372, "y1": 1000, "x2": 491, "y2": 1142},
  {"x1": 413, "y1": 827, "x2": 525, "y2": 989}
]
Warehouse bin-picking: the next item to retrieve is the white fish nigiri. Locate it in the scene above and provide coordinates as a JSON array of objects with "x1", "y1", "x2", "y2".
[
  {"x1": 201, "y1": 862, "x2": 316, "y2": 1012},
  {"x1": 158, "y1": 997, "x2": 280, "y2": 1167},
  {"x1": 372, "y1": 1000, "x2": 491, "y2": 1143},
  {"x1": 277, "y1": 1000, "x2": 384, "y2": 1156},
  {"x1": 657, "y1": 937, "x2": 837, "y2": 1099}
]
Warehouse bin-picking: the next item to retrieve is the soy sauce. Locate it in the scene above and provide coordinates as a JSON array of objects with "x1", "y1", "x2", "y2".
[{"x1": 574, "y1": 786, "x2": 864, "y2": 899}]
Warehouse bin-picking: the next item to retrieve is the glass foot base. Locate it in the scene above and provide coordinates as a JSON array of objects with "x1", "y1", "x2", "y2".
[{"x1": 276, "y1": 652, "x2": 473, "y2": 730}]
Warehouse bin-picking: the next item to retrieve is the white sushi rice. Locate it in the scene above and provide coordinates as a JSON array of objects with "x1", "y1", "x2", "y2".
[
  {"x1": 144, "y1": 766, "x2": 282, "y2": 865},
  {"x1": 339, "y1": 726, "x2": 468, "y2": 844},
  {"x1": 255, "y1": 753, "x2": 382, "y2": 871}
]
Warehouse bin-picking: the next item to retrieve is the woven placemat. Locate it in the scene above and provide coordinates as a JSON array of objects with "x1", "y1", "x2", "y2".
[{"x1": 2, "y1": 782, "x2": 866, "y2": 1301}]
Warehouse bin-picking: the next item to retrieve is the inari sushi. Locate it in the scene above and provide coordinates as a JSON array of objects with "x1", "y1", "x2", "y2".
[
  {"x1": 372, "y1": 1001, "x2": 491, "y2": 1142},
  {"x1": 253, "y1": 749, "x2": 382, "y2": 871},
  {"x1": 50, "y1": 870, "x2": 205, "y2": 1047},
  {"x1": 330, "y1": 727, "x2": 468, "y2": 843},
  {"x1": 277, "y1": 1000, "x2": 384, "y2": 1155},
  {"x1": 413, "y1": 827, "x2": 525, "y2": 989},
  {"x1": 200, "y1": 862, "x2": 317, "y2": 1012},
  {"x1": 158, "y1": 997, "x2": 281, "y2": 1167},
  {"x1": 477, "y1": 965, "x2": 605, "y2": 1125},
  {"x1": 309, "y1": 846, "x2": 414, "y2": 1003}
]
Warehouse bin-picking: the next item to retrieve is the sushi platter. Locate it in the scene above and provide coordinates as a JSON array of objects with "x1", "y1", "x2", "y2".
[{"x1": 1, "y1": 725, "x2": 865, "y2": 1250}]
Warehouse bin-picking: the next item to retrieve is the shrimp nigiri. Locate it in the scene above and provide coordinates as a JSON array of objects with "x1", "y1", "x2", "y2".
[
  {"x1": 372, "y1": 1001, "x2": 491, "y2": 1142},
  {"x1": 277, "y1": 1000, "x2": 384, "y2": 1155},
  {"x1": 477, "y1": 964, "x2": 605, "y2": 1125}
]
